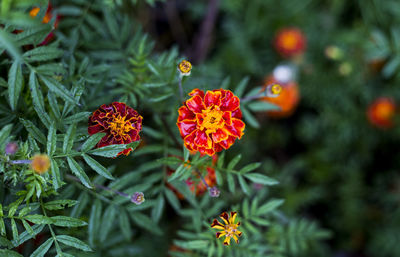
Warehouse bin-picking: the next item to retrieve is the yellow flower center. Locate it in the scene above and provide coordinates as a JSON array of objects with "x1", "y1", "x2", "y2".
[
  {"x1": 109, "y1": 114, "x2": 132, "y2": 138},
  {"x1": 201, "y1": 108, "x2": 224, "y2": 134},
  {"x1": 224, "y1": 224, "x2": 238, "y2": 237},
  {"x1": 281, "y1": 33, "x2": 297, "y2": 49}
]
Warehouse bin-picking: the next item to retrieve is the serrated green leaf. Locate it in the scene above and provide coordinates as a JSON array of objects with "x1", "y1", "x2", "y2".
[
  {"x1": 51, "y1": 216, "x2": 87, "y2": 227},
  {"x1": 29, "y1": 70, "x2": 45, "y2": 111},
  {"x1": 0, "y1": 29, "x2": 22, "y2": 61},
  {"x1": 23, "y1": 46, "x2": 63, "y2": 62},
  {"x1": 227, "y1": 154, "x2": 242, "y2": 170},
  {"x1": 238, "y1": 175, "x2": 250, "y2": 195},
  {"x1": 11, "y1": 219, "x2": 18, "y2": 241},
  {"x1": 39, "y1": 75, "x2": 77, "y2": 105},
  {"x1": 12, "y1": 224, "x2": 45, "y2": 247},
  {"x1": 20, "y1": 118, "x2": 46, "y2": 144},
  {"x1": 151, "y1": 195, "x2": 165, "y2": 223},
  {"x1": 247, "y1": 101, "x2": 280, "y2": 112},
  {"x1": 15, "y1": 25, "x2": 52, "y2": 46},
  {"x1": 63, "y1": 112, "x2": 91, "y2": 124},
  {"x1": 88, "y1": 144, "x2": 127, "y2": 158},
  {"x1": 130, "y1": 212, "x2": 163, "y2": 235},
  {"x1": 239, "y1": 162, "x2": 261, "y2": 174},
  {"x1": 0, "y1": 218, "x2": 5, "y2": 236},
  {"x1": 0, "y1": 124, "x2": 12, "y2": 148},
  {"x1": 174, "y1": 240, "x2": 208, "y2": 250},
  {"x1": 235, "y1": 76, "x2": 249, "y2": 98},
  {"x1": 119, "y1": 210, "x2": 132, "y2": 240},
  {"x1": 50, "y1": 159, "x2": 62, "y2": 190},
  {"x1": 81, "y1": 133, "x2": 105, "y2": 152},
  {"x1": 8, "y1": 60, "x2": 24, "y2": 111},
  {"x1": 158, "y1": 156, "x2": 183, "y2": 165},
  {"x1": 67, "y1": 157, "x2": 92, "y2": 188},
  {"x1": 242, "y1": 107, "x2": 260, "y2": 129},
  {"x1": 0, "y1": 236, "x2": 13, "y2": 248},
  {"x1": 82, "y1": 154, "x2": 114, "y2": 180},
  {"x1": 227, "y1": 172, "x2": 235, "y2": 193},
  {"x1": 100, "y1": 205, "x2": 116, "y2": 242},
  {"x1": 24, "y1": 214, "x2": 53, "y2": 224},
  {"x1": 88, "y1": 199, "x2": 101, "y2": 246},
  {"x1": 44, "y1": 200, "x2": 78, "y2": 210},
  {"x1": 63, "y1": 124, "x2": 76, "y2": 153},
  {"x1": 30, "y1": 237, "x2": 53, "y2": 257},
  {"x1": 47, "y1": 122, "x2": 56, "y2": 156},
  {"x1": 0, "y1": 249, "x2": 23, "y2": 257},
  {"x1": 256, "y1": 199, "x2": 284, "y2": 216},
  {"x1": 22, "y1": 220, "x2": 35, "y2": 237},
  {"x1": 56, "y1": 235, "x2": 92, "y2": 252},
  {"x1": 164, "y1": 188, "x2": 181, "y2": 212},
  {"x1": 244, "y1": 173, "x2": 279, "y2": 185}
]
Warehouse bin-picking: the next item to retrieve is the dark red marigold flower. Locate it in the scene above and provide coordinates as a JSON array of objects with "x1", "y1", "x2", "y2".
[
  {"x1": 274, "y1": 28, "x2": 306, "y2": 58},
  {"x1": 177, "y1": 89, "x2": 245, "y2": 156},
  {"x1": 367, "y1": 97, "x2": 396, "y2": 129},
  {"x1": 88, "y1": 102, "x2": 143, "y2": 156}
]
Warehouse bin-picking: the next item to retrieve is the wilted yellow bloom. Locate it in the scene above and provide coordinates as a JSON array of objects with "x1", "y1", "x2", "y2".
[{"x1": 31, "y1": 154, "x2": 51, "y2": 174}]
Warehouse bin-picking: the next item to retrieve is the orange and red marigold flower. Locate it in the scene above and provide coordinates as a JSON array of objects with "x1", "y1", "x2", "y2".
[
  {"x1": 88, "y1": 102, "x2": 143, "y2": 156},
  {"x1": 367, "y1": 97, "x2": 396, "y2": 129},
  {"x1": 177, "y1": 89, "x2": 245, "y2": 156},
  {"x1": 211, "y1": 211, "x2": 242, "y2": 246},
  {"x1": 274, "y1": 27, "x2": 306, "y2": 58}
]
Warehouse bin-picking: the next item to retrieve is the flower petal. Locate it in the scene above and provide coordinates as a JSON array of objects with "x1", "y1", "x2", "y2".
[
  {"x1": 236, "y1": 230, "x2": 242, "y2": 237},
  {"x1": 222, "y1": 111, "x2": 232, "y2": 125},
  {"x1": 88, "y1": 124, "x2": 105, "y2": 135},
  {"x1": 177, "y1": 120, "x2": 197, "y2": 138},
  {"x1": 178, "y1": 106, "x2": 196, "y2": 122},
  {"x1": 184, "y1": 130, "x2": 197, "y2": 151},
  {"x1": 223, "y1": 237, "x2": 231, "y2": 246},
  {"x1": 218, "y1": 136, "x2": 236, "y2": 150},
  {"x1": 229, "y1": 212, "x2": 237, "y2": 224},
  {"x1": 194, "y1": 130, "x2": 212, "y2": 149},
  {"x1": 211, "y1": 128, "x2": 229, "y2": 143},
  {"x1": 205, "y1": 90, "x2": 222, "y2": 108},
  {"x1": 233, "y1": 235, "x2": 239, "y2": 244},
  {"x1": 220, "y1": 212, "x2": 229, "y2": 224},
  {"x1": 221, "y1": 90, "x2": 240, "y2": 112},
  {"x1": 231, "y1": 108, "x2": 242, "y2": 119},
  {"x1": 211, "y1": 219, "x2": 225, "y2": 230},
  {"x1": 189, "y1": 88, "x2": 205, "y2": 98},
  {"x1": 186, "y1": 95, "x2": 206, "y2": 114},
  {"x1": 112, "y1": 102, "x2": 127, "y2": 117},
  {"x1": 198, "y1": 147, "x2": 215, "y2": 156},
  {"x1": 216, "y1": 231, "x2": 227, "y2": 238},
  {"x1": 225, "y1": 119, "x2": 245, "y2": 139}
]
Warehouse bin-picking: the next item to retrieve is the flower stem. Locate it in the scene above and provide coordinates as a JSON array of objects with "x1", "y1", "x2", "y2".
[
  {"x1": 240, "y1": 83, "x2": 275, "y2": 102},
  {"x1": 178, "y1": 75, "x2": 184, "y2": 102},
  {"x1": 9, "y1": 159, "x2": 32, "y2": 165},
  {"x1": 194, "y1": 170, "x2": 210, "y2": 189}
]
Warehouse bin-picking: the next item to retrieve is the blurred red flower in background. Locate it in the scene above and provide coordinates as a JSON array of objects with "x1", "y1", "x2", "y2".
[
  {"x1": 367, "y1": 97, "x2": 396, "y2": 129},
  {"x1": 177, "y1": 89, "x2": 245, "y2": 156},
  {"x1": 260, "y1": 76, "x2": 300, "y2": 118},
  {"x1": 29, "y1": 3, "x2": 59, "y2": 45},
  {"x1": 88, "y1": 102, "x2": 143, "y2": 156},
  {"x1": 274, "y1": 28, "x2": 306, "y2": 58},
  {"x1": 167, "y1": 155, "x2": 218, "y2": 199}
]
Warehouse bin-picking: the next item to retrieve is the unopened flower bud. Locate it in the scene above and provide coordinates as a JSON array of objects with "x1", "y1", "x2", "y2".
[
  {"x1": 31, "y1": 154, "x2": 51, "y2": 174},
  {"x1": 131, "y1": 192, "x2": 145, "y2": 205},
  {"x1": 178, "y1": 60, "x2": 192, "y2": 76},
  {"x1": 209, "y1": 186, "x2": 220, "y2": 197},
  {"x1": 325, "y1": 45, "x2": 343, "y2": 60},
  {"x1": 5, "y1": 142, "x2": 18, "y2": 155},
  {"x1": 265, "y1": 84, "x2": 282, "y2": 98}
]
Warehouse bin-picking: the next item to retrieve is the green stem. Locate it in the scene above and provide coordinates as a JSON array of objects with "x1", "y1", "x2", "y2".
[{"x1": 40, "y1": 198, "x2": 62, "y2": 254}]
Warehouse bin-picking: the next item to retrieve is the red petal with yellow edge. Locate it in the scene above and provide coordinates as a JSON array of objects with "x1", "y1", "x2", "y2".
[
  {"x1": 195, "y1": 113, "x2": 204, "y2": 126},
  {"x1": 211, "y1": 219, "x2": 225, "y2": 229},
  {"x1": 219, "y1": 136, "x2": 236, "y2": 150},
  {"x1": 198, "y1": 147, "x2": 215, "y2": 156},
  {"x1": 88, "y1": 124, "x2": 105, "y2": 135},
  {"x1": 186, "y1": 95, "x2": 206, "y2": 114},
  {"x1": 194, "y1": 130, "x2": 212, "y2": 149},
  {"x1": 112, "y1": 102, "x2": 127, "y2": 116},
  {"x1": 222, "y1": 111, "x2": 232, "y2": 125},
  {"x1": 204, "y1": 90, "x2": 222, "y2": 108},
  {"x1": 177, "y1": 120, "x2": 197, "y2": 137},
  {"x1": 178, "y1": 106, "x2": 195, "y2": 122},
  {"x1": 184, "y1": 130, "x2": 197, "y2": 151},
  {"x1": 211, "y1": 128, "x2": 229, "y2": 143},
  {"x1": 225, "y1": 119, "x2": 245, "y2": 138},
  {"x1": 231, "y1": 108, "x2": 242, "y2": 119},
  {"x1": 189, "y1": 89, "x2": 205, "y2": 98},
  {"x1": 221, "y1": 90, "x2": 240, "y2": 112},
  {"x1": 214, "y1": 143, "x2": 223, "y2": 153},
  {"x1": 220, "y1": 212, "x2": 229, "y2": 224}
]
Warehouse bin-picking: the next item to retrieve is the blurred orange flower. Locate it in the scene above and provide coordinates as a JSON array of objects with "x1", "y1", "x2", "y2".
[
  {"x1": 367, "y1": 97, "x2": 396, "y2": 129},
  {"x1": 177, "y1": 89, "x2": 245, "y2": 156},
  {"x1": 260, "y1": 76, "x2": 300, "y2": 118},
  {"x1": 274, "y1": 28, "x2": 306, "y2": 58},
  {"x1": 88, "y1": 102, "x2": 143, "y2": 156},
  {"x1": 31, "y1": 154, "x2": 51, "y2": 174},
  {"x1": 29, "y1": 3, "x2": 59, "y2": 45}
]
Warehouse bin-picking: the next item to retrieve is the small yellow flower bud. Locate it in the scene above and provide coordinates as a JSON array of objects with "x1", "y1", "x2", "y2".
[
  {"x1": 31, "y1": 154, "x2": 51, "y2": 174},
  {"x1": 266, "y1": 84, "x2": 282, "y2": 97},
  {"x1": 178, "y1": 60, "x2": 192, "y2": 76}
]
